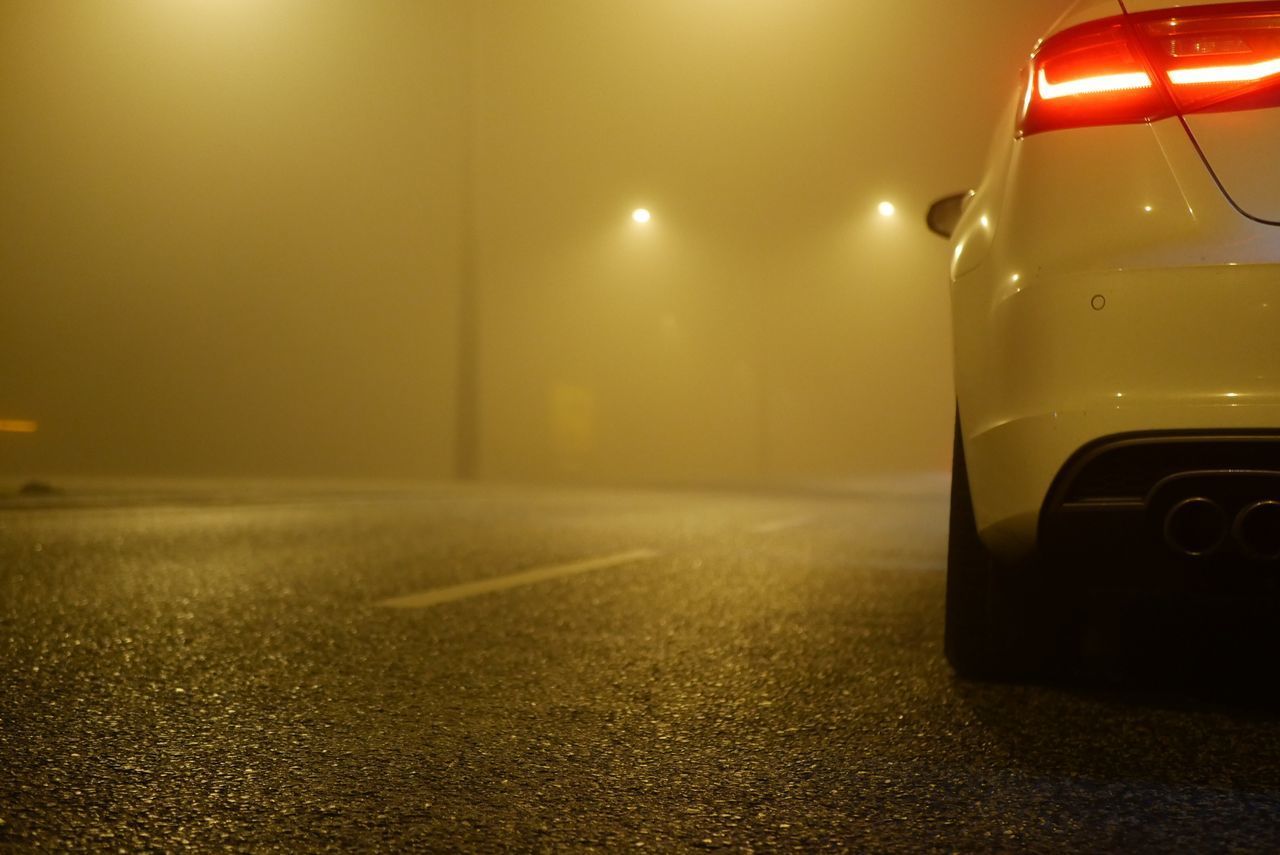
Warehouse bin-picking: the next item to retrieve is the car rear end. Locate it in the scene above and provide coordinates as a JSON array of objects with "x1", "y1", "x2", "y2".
[{"x1": 952, "y1": 0, "x2": 1280, "y2": 590}]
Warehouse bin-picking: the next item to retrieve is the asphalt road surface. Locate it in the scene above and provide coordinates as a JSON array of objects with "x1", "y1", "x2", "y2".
[{"x1": 4, "y1": 479, "x2": 1280, "y2": 852}]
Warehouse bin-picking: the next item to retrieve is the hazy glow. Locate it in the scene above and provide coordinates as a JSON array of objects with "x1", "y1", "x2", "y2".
[
  {"x1": 878, "y1": 201, "x2": 896, "y2": 218},
  {"x1": 0, "y1": 420, "x2": 39, "y2": 434},
  {"x1": 1038, "y1": 68, "x2": 1152, "y2": 100},
  {"x1": 1169, "y1": 57, "x2": 1280, "y2": 85},
  {"x1": 0, "y1": 1, "x2": 1064, "y2": 485}
]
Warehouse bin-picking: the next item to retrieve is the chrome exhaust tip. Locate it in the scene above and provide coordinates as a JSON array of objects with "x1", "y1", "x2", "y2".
[
  {"x1": 1163, "y1": 497, "x2": 1229, "y2": 558},
  {"x1": 1233, "y1": 500, "x2": 1280, "y2": 562}
]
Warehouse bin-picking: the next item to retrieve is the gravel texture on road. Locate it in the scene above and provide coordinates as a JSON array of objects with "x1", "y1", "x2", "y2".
[{"x1": 3, "y1": 480, "x2": 1280, "y2": 851}]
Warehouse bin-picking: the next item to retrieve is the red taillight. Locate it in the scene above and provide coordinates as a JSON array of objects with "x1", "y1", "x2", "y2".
[
  {"x1": 1141, "y1": 4, "x2": 1280, "y2": 115},
  {"x1": 1020, "y1": 17, "x2": 1173, "y2": 136},
  {"x1": 1019, "y1": 2, "x2": 1280, "y2": 136}
]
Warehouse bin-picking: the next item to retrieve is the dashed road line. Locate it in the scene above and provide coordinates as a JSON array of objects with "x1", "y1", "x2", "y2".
[
  {"x1": 376, "y1": 548, "x2": 662, "y2": 609},
  {"x1": 752, "y1": 516, "x2": 813, "y2": 535}
]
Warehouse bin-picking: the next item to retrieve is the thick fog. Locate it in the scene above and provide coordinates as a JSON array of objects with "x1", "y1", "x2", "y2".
[{"x1": 1, "y1": 0, "x2": 1066, "y2": 486}]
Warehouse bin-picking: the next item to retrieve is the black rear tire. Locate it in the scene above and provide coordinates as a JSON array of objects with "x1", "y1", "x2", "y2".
[{"x1": 945, "y1": 413, "x2": 1052, "y2": 679}]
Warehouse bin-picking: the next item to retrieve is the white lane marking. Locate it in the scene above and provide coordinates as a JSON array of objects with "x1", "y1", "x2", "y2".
[
  {"x1": 752, "y1": 516, "x2": 813, "y2": 535},
  {"x1": 376, "y1": 548, "x2": 661, "y2": 609}
]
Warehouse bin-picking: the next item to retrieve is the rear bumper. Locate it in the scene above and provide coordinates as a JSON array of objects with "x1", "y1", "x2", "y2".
[
  {"x1": 965, "y1": 406, "x2": 1280, "y2": 563},
  {"x1": 1039, "y1": 432, "x2": 1280, "y2": 586}
]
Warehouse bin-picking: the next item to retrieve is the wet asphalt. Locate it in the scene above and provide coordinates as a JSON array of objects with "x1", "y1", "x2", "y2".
[{"x1": 3, "y1": 479, "x2": 1280, "y2": 852}]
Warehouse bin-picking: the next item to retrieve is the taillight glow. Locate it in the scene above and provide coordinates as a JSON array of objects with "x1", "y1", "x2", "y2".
[
  {"x1": 1019, "y1": 2, "x2": 1280, "y2": 136},
  {"x1": 1037, "y1": 68, "x2": 1153, "y2": 100},
  {"x1": 1167, "y1": 56, "x2": 1280, "y2": 85}
]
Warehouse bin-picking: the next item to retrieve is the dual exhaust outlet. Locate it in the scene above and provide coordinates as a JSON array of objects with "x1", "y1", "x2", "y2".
[{"x1": 1163, "y1": 497, "x2": 1280, "y2": 561}]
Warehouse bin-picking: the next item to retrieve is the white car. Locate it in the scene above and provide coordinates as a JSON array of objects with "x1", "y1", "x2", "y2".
[{"x1": 933, "y1": 0, "x2": 1280, "y2": 677}]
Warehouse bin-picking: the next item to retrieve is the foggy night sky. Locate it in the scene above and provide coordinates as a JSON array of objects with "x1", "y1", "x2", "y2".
[{"x1": 0, "y1": 0, "x2": 1067, "y2": 486}]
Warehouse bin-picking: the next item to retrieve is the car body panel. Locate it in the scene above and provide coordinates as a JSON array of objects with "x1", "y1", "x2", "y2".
[
  {"x1": 1052, "y1": 0, "x2": 1125, "y2": 31},
  {"x1": 951, "y1": 87, "x2": 1280, "y2": 563},
  {"x1": 1185, "y1": 110, "x2": 1280, "y2": 224},
  {"x1": 1121, "y1": 0, "x2": 1280, "y2": 224}
]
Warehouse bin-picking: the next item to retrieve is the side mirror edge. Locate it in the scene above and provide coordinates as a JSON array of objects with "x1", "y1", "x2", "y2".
[{"x1": 926, "y1": 191, "x2": 975, "y2": 239}]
